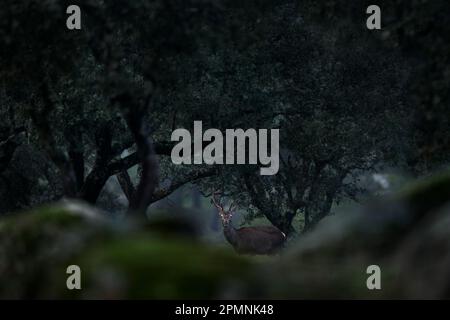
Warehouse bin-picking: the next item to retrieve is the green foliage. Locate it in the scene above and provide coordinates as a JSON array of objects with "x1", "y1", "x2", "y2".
[
  {"x1": 300, "y1": 0, "x2": 450, "y2": 171},
  {"x1": 0, "y1": 0, "x2": 448, "y2": 234},
  {"x1": 186, "y1": 3, "x2": 411, "y2": 232}
]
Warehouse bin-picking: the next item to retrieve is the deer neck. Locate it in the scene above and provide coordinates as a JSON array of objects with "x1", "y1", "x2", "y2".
[{"x1": 223, "y1": 223, "x2": 238, "y2": 246}]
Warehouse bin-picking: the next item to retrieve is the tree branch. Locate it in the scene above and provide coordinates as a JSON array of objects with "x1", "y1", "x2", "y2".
[
  {"x1": 79, "y1": 123, "x2": 113, "y2": 204},
  {"x1": 30, "y1": 82, "x2": 77, "y2": 196},
  {"x1": 115, "y1": 92, "x2": 159, "y2": 214},
  {"x1": 151, "y1": 167, "x2": 217, "y2": 203},
  {"x1": 66, "y1": 128, "x2": 85, "y2": 192},
  {"x1": 107, "y1": 141, "x2": 176, "y2": 175},
  {"x1": 117, "y1": 170, "x2": 136, "y2": 202}
]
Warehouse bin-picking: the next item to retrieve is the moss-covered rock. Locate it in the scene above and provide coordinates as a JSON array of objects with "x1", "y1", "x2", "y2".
[
  {"x1": 263, "y1": 169, "x2": 450, "y2": 299},
  {"x1": 0, "y1": 201, "x2": 255, "y2": 299},
  {"x1": 1, "y1": 169, "x2": 450, "y2": 299},
  {"x1": 67, "y1": 237, "x2": 253, "y2": 299},
  {"x1": 0, "y1": 203, "x2": 109, "y2": 298}
]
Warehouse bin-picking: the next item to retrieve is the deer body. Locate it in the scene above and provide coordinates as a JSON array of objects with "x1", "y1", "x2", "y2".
[
  {"x1": 223, "y1": 224, "x2": 286, "y2": 254},
  {"x1": 212, "y1": 192, "x2": 286, "y2": 255}
]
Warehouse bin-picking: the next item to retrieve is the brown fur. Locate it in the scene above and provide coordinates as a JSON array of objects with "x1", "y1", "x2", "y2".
[
  {"x1": 225, "y1": 225, "x2": 286, "y2": 255},
  {"x1": 212, "y1": 192, "x2": 286, "y2": 255}
]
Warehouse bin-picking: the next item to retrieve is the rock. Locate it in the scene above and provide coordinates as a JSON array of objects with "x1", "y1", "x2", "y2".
[
  {"x1": 261, "y1": 169, "x2": 450, "y2": 298},
  {"x1": 1, "y1": 169, "x2": 450, "y2": 298},
  {"x1": 0, "y1": 201, "x2": 255, "y2": 299}
]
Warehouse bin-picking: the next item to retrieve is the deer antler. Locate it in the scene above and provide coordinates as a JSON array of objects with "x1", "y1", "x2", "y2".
[
  {"x1": 228, "y1": 199, "x2": 237, "y2": 213},
  {"x1": 212, "y1": 190, "x2": 237, "y2": 220}
]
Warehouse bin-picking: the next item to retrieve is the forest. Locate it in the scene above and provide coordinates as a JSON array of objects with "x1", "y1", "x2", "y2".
[{"x1": 0, "y1": 0, "x2": 450, "y2": 299}]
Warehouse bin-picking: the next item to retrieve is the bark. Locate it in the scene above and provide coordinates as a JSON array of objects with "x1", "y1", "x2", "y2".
[
  {"x1": 243, "y1": 173, "x2": 295, "y2": 235},
  {"x1": 69, "y1": 149, "x2": 85, "y2": 192},
  {"x1": 302, "y1": 169, "x2": 347, "y2": 233},
  {"x1": 79, "y1": 123, "x2": 113, "y2": 204},
  {"x1": 79, "y1": 165, "x2": 111, "y2": 204},
  {"x1": 124, "y1": 109, "x2": 159, "y2": 214},
  {"x1": 31, "y1": 83, "x2": 77, "y2": 196},
  {"x1": 67, "y1": 130, "x2": 85, "y2": 192},
  {"x1": 76, "y1": 139, "x2": 196, "y2": 206},
  {"x1": 117, "y1": 170, "x2": 136, "y2": 203}
]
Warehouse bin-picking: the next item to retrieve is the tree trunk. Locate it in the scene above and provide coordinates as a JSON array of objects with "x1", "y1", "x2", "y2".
[
  {"x1": 124, "y1": 109, "x2": 159, "y2": 214},
  {"x1": 79, "y1": 166, "x2": 111, "y2": 204},
  {"x1": 117, "y1": 170, "x2": 136, "y2": 203}
]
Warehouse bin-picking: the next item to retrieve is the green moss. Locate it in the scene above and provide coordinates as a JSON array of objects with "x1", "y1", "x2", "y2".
[
  {"x1": 0, "y1": 204, "x2": 107, "y2": 299},
  {"x1": 1, "y1": 204, "x2": 255, "y2": 299},
  {"x1": 0, "y1": 205, "x2": 84, "y2": 232},
  {"x1": 72, "y1": 236, "x2": 253, "y2": 299}
]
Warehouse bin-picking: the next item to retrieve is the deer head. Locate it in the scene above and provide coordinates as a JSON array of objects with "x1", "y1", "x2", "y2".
[{"x1": 211, "y1": 191, "x2": 237, "y2": 227}]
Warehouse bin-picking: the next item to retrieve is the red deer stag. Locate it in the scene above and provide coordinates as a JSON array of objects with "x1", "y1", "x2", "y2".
[{"x1": 211, "y1": 192, "x2": 286, "y2": 255}]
